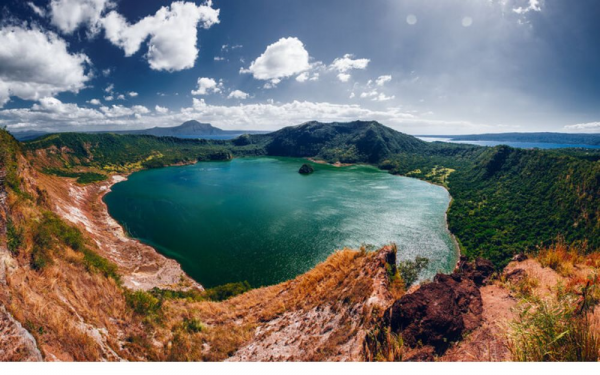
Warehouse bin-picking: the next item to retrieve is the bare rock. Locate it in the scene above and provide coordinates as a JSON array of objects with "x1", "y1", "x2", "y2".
[{"x1": 384, "y1": 257, "x2": 493, "y2": 355}]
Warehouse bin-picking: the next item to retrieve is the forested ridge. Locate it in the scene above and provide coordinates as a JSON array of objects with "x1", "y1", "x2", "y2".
[{"x1": 17, "y1": 121, "x2": 600, "y2": 268}]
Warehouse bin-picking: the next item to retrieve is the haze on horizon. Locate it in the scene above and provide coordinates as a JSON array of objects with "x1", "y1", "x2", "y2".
[{"x1": 0, "y1": 0, "x2": 599, "y2": 135}]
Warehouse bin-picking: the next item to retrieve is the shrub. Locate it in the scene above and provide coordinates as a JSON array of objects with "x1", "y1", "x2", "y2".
[
  {"x1": 6, "y1": 218, "x2": 23, "y2": 255},
  {"x1": 182, "y1": 318, "x2": 205, "y2": 333},
  {"x1": 203, "y1": 281, "x2": 252, "y2": 302},
  {"x1": 397, "y1": 256, "x2": 429, "y2": 288},
  {"x1": 126, "y1": 290, "x2": 161, "y2": 315}
]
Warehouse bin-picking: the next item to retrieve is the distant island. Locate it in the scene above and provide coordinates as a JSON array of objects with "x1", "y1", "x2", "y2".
[
  {"x1": 421, "y1": 132, "x2": 600, "y2": 146},
  {"x1": 9, "y1": 120, "x2": 267, "y2": 141}
]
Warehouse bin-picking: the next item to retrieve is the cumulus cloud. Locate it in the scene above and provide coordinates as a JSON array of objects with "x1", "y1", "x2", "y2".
[
  {"x1": 88, "y1": 98, "x2": 101, "y2": 105},
  {"x1": 227, "y1": 90, "x2": 249, "y2": 100},
  {"x1": 155, "y1": 105, "x2": 169, "y2": 114},
  {"x1": 50, "y1": 0, "x2": 114, "y2": 35},
  {"x1": 104, "y1": 96, "x2": 113, "y2": 101},
  {"x1": 337, "y1": 73, "x2": 351, "y2": 83},
  {"x1": 0, "y1": 26, "x2": 91, "y2": 107},
  {"x1": 191, "y1": 77, "x2": 222, "y2": 95},
  {"x1": 241, "y1": 37, "x2": 310, "y2": 83},
  {"x1": 360, "y1": 89, "x2": 395, "y2": 102},
  {"x1": 100, "y1": 104, "x2": 149, "y2": 117},
  {"x1": 1, "y1": 96, "x2": 505, "y2": 135},
  {"x1": 375, "y1": 75, "x2": 392, "y2": 86},
  {"x1": 330, "y1": 54, "x2": 370, "y2": 72},
  {"x1": 128, "y1": 91, "x2": 138, "y2": 97},
  {"x1": 513, "y1": 0, "x2": 542, "y2": 14},
  {"x1": 101, "y1": 1, "x2": 220, "y2": 71}
]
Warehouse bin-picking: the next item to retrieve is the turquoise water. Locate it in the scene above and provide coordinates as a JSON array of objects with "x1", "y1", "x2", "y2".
[{"x1": 104, "y1": 157, "x2": 458, "y2": 288}]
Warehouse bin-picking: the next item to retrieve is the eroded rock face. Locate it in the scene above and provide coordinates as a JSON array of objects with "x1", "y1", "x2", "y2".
[{"x1": 384, "y1": 258, "x2": 494, "y2": 356}]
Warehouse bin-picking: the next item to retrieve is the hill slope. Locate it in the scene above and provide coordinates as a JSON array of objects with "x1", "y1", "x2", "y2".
[
  {"x1": 260, "y1": 120, "x2": 427, "y2": 163},
  {"x1": 21, "y1": 121, "x2": 600, "y2": 269}
]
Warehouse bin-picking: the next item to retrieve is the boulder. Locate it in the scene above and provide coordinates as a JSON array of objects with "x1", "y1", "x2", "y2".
[
  {"x1": 298, "y1": 164, "x2": 314, "y2": 174},
  {"x1": 384, "y1": 257, "x2": 494, "y2": 356},
  {"x1": 457, "y1": 256, "x2": 495, "y2": 286}
]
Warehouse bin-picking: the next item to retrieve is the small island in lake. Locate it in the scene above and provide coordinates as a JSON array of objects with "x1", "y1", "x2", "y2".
[{"x1": 298, "y1": 163, "x2": 314, "y2": 174}]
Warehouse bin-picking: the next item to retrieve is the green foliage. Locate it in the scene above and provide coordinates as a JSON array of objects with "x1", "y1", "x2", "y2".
[
  {"x1": 26, "y1": 133, "x2": 260, "y2": 173},
  {"x1": 0, "y1": 129, "x2": 25, "y2": 195},
  {"x1": 149, "y1": 281, "x2": 252, "y2": 304},
  {"x1": 398, "y1": 257, "x2": 430, "y2": 288},
  {"x1": 508, "y1": 295, "x2": 600, "y2": 361},
  {"x1": 182, "y1": 318, "x2": 204, "y2": 333},
  {"x1": 126, "y1": 290, "x2": 161, "y2": 315},
  {"x1": 149, "y1": 287, "x2": 204, "y2": 302},
  {"x1": 29, "y1": 212, "x2": 120, "y2": 281},
  {"x1": 6, "y1": 218, "x2": 23, "y2": 255},
  {"x1": 42, "y1": 168, "x2": 107, "y2": 184},
  {"x1": 21, "y1": 123, "x2": 600, "y2": 270},
  {"x1": 203, "y1": 281, "x2": 252, "y2": 301}
]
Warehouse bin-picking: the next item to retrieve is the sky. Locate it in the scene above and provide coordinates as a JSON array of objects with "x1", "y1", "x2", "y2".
[{"x1": 0, "y1": 0, "x2": 599, "y2": 134}]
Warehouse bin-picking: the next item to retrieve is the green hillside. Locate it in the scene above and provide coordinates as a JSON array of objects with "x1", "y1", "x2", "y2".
[{"x1": 20, "y1": 122, "x2": 600, "y2": 269}]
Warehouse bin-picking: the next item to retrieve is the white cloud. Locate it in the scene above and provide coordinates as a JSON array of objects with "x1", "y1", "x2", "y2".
[
  {"x1": 513, "y1": 0, "x2": 542, "y2": 14},
  {"x1": 296, "y1": 72, "x2": 309, "y2": 82},
  {"x1": 375, "y1": 75, "x2": 392, "y2": 86},
  {"x1": 330, "y1": 54, "x2": 370, "y2": 73},
  {"x1": 100, "y1": 104, "x2": 149, "y2": 117},
  {"x1": 102, "y1": 68, "x2": 112, "y2": 77},
  {"x1": 337, "y1": 73, "x2": 351, "y2": 82},
  {"x1": 227, "y1": 90, "x2": 249, "y2": 100},
  {"x1": 155, "y1": 105, "x2": 169, "y2": 114},
  {"x1": 191, "y1": 77, "x2": 222, "y2": 95},
  {"x1": 88, "y1": 98, "x2": 101, "y2": 105},
  {"x1": 101, "y1": 1, "x2": 220, "y2": 71},
  {"x1": 241, "y1": 37, "x2": 310, "y2": 82},
  {"x1": 1, "y1": 97, "x2": 505, "y2": 135},
  {"x1": 28, "y1": 2, "x2": 46, "y2": 17},
  {"x1": 296, "y1": 71, "x2": 319, "y2": 82},
  {"x1": 132, "y1": 105, "x2": 150, "y2": 114},
  {"x1": 373, "y1": 93, "x2": 395, "y2": 102},
  {"x1": 360, "y1": 90, "x2": 378, "y2": 98},
  {"x1": 105, "y1": 83, "x2": 114, "y2": 93},
  {"x1": 50, "y1": 0, "x2": 114, "y2": 35},
  {"x1": 128, "y1": 91, "x2": 138, "y2": 97},
  {"x1": 104, "y1": 95, "x2": 113, "y2": 101},
  {"x1": 117, "y1": 94, "x2": 125, "y2": 100},
  {"x1": 0, "y1": 26, "x2": 91, "y2": 107},
  {"x1": 214, "y1": 56, "x2": 225, "y2": 61},
  {"x1": 563, "y1": 121, "x2": 600, "y2": 131},
  {"x1": 263, "y1": 78, "x2": 281, "y2": 89}
]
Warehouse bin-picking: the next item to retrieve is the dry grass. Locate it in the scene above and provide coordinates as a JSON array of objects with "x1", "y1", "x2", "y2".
[
  {"x1": 153, "y1": 247, "x2": 396, "y2": 361},
  {"x1": 536, "y1": 238, "x2": 589, "y2": 277},
  {"x1": 505, "y1": 242, "x2": 600, "y2": 362}
]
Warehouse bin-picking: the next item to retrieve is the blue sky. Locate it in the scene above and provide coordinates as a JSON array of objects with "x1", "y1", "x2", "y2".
[{"x1": 0, "y1": 0, "x2": 599, "y2": 134}]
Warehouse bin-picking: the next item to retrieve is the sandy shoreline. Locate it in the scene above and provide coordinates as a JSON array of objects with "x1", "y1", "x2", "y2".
[{"x1": 42, "y1": 172, "x2": 203, "y2": 291}]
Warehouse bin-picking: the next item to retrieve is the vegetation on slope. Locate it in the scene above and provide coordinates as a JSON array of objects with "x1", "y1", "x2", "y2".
[
  {"x1": 22, "y1": 122, "x2": 599, "y2": 269},
  {"x1": 504, "y1": 242, "x2": 600, "y2": 361}
]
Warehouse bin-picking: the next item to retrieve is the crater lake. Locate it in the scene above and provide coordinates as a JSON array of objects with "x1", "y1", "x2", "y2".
[{"x1": 104, "y1": 157, "x2": 458, "y2": 288}]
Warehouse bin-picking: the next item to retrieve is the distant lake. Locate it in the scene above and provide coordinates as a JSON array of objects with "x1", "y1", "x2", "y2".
[
  {"x1": 417, "y1": 137, "x2": 600, "y2": 149},
  {"x1": 104, "y1": 158, "x2": 458, "y2": 288}
]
